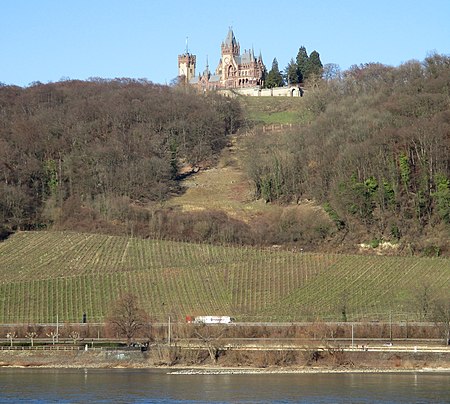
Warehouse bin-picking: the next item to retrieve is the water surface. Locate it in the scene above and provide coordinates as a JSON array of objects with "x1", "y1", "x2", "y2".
[{"x1": 0, "y1": 369, "x2": 449, "y2": 403}]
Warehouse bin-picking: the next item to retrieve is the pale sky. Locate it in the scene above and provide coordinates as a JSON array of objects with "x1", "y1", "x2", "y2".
[{"x1": 1, "y1": 0, "x2": 449, "y2": 87}]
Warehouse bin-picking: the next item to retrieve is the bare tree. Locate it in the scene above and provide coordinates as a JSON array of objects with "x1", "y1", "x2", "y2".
[
  {"x1": 25, "y1": 331, "x2": 38, "y2": 347},
  {"x1": 46, "y1": 330, "x2": 59, "y2": 345},
  {"x1": 431, "y1": 296, "x2": 450, "y2": 346},
  {"x1": 107, "y1": 293, "x2": 149, "y2": 346},
  {"x1": 194, "y1": 326, "x2": 226, "y2": 364},
  {"x1": 412, "y1": 282, "x2": 434, "y2": 320},
  {"x1": 6, "y1": 332, "x2": 17, "y2": 347},
  {"x1": 68, "y1": 331, "x2": 81, "y2": 345}
]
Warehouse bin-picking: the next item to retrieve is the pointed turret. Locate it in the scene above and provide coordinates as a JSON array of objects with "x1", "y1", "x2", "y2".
[
  {"x1": 203, "y1": 55, "x2": 211, "y2": 79},
  {"x1": 224, "y1": 27, "x2": 237, "y2": 47},
  {"x1": 221, "y1": 27, "x2": 240, "y2": 56}
]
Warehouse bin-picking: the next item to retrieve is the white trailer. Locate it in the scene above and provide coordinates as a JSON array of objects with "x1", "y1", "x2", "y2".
[{"x1": 190, "y1": 316, "x2": 234, "y2": 324}]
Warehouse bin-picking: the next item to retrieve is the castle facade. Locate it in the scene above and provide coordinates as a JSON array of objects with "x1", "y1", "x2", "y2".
[{"x1": 178, "y1": 28, "x2": 266, "y2": 91}]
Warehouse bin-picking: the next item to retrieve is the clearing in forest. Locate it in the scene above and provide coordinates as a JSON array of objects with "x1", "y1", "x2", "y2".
[{"x1": 167, "y1": 97, "x2": 310, "y2": 221}]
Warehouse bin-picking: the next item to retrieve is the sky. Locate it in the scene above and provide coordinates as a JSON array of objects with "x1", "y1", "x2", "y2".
[{"x1": 1, "y1": 0, "x2": 450, "y2": 87}]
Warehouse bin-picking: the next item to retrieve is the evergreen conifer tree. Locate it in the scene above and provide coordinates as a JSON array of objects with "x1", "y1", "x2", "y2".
[
  {"x1": 307, "y1": 50, "x2": 324, "y2": 78},
  {"x1": 285, "y1": 58, "x2": 299, "y2": 85},
  {"x1": 266, "y1": 58, "x2": 284, "y2": 88},
  {"x1": 296, "y1": 46, "x2": 309, "y2": 82}
]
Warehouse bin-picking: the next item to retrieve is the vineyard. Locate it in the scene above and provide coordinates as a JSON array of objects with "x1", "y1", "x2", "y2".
[{"x1": 0, "y1": 231, "x2": 449, "y2": 324}]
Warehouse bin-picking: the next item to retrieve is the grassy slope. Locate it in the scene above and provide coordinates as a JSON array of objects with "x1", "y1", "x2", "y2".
[
  {"x1": 167, "y1": 134, "x2": 277, "y2": 222},
  {"x1": 167, "y1": 97, "x2": 312, "y2": 221},
  {"x1": 239, "y1": 96, "x2": 312, "y2": 125},
  {"x1": 0, "y1": 231, "x2": 449, "y2": 323}
]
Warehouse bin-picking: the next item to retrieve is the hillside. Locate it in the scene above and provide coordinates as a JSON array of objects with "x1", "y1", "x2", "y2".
[
  {"x1": 0, "y1": 79, "x2": 242, "y2": 236},
  {"x1": 0, "y1": 231, "x2": 448, "y2": 324},
  {"x1": 166, "y1": 97, "x2": 334, "y2": 250},
  {"x1": 167, "y1": 133, "x2": 284, "y2": 223},
  {"x1": 1, "y1": 57, "x2": 449, "y2": 255},
  {"x1": 238, "y1": 58, "x2": 450, "y2": 256},
  {"x1": 239, "y1": 96, "x2": 311, "y2": 125}
]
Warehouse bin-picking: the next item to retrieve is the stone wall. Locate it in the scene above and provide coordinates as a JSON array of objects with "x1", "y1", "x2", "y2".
[{"x1": 219, "y1": 86, "x2": 303, "y2": 97}]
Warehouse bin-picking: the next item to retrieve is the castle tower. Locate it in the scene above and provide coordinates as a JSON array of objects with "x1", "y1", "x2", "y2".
[
  {"x1": 221, "y1": 27, "x2": 240, "y2": 57},
  {"x1": 220, "y1": 28, "x2": 240, "y2": 86},
  {"x1": 178, "y1": 37, "x2": 196, "y2": 83}
]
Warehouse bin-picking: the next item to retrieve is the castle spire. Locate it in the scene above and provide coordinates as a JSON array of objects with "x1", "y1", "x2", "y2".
[
  {"x1": 224, "y1": 26, "x2": 237, "y2": 47},
  {"x1": 204, "y1": 55, "x2": 211, "y2": 80}
]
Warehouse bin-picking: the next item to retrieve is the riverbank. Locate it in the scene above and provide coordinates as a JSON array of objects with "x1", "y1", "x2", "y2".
[
  {"x1": 168, "y1": 367, "x2": 450, "y2": 375},
  {"x1": 0, "y1": 347, "x2": 449, "y2": 372}
]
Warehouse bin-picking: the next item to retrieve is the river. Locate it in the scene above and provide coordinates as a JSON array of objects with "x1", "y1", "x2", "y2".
[{"x1": 0, "y1": 369, "x2": 449, "y2": 403}]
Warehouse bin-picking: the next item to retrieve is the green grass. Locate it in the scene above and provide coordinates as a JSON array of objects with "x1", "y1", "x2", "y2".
[
  {"x1": 1, "y1": 231, "x2": 449, "y2": 324},
  {"x1": 239, "y1": 96, "x2": 312, "y2": 125},
  {"x1": 248, "y1": 110, "x2": 301, "y2": 125}
]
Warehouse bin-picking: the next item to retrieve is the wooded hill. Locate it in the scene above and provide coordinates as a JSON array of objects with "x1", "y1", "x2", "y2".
[
  {"x1": 0, "y1": 78, "x2": 241, "y2": 234},
  {"x1": 1, "y1": 54, "x2": 449, "y2": 256},
  {"x1": 243, "y1": 54, "x2": 450, "y2": 256}
]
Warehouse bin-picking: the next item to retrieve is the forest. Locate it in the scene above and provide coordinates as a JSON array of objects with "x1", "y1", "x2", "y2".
[
  {"x1": 0, "y1": 78, "x2": 241, "y2": 236},
  {"x1": 245, "y1": 53, "x2": 450, "y2": 255},
  {"x1": 1, "y1": 53, "x2": 449, "y2": 256}
]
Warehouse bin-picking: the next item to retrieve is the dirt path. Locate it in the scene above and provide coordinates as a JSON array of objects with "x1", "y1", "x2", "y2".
[{"x1": 167, "y1": 134, "x2": 275, "y2": 222}]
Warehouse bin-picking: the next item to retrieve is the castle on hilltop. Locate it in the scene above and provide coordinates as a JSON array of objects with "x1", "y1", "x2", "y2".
[{"x1": 178, "y1": 28, "x2": 266, "y2": 91}]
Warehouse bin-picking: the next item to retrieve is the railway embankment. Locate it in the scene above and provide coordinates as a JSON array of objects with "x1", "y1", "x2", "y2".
[{"x1": 0, "y1": 344, "x2": 449, "y2": 371}]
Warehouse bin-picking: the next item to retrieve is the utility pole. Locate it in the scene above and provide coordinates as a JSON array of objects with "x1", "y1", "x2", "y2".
[
  {"x1": 389, "y1": 311, "x2": 393, "y2": 342},
  {"x1": 168, "y1": 316, "x2": 171, "y2": 346},
  {"x1": 351, "y1": 323, "x2": 354, "y2": 349},
  {"x1": 56, "y1": 281, "x2": 59, "y2": 343}
]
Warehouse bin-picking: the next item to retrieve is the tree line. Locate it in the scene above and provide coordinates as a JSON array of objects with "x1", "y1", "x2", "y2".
[
  {"x1": 265, "y1": 46, "x2": 323, "y2": 88},
  {"x1": 0, "y1": 79, "x2": 242, "y2": 234},
  {"x1": 244, "y1": 53, "x2": 450, "y2": 255}
]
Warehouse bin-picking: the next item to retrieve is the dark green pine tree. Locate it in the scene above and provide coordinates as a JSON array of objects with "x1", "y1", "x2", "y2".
[
  {"x1": 296, "y1": 46, "x2": 309, "y2": 82},
  {"x1": 307, "y1": 50, "x2": 323, "y2": 78},
  {"x1": 265, "y1": 58, "x2": 284, "y2": 88},
  {"x1": 285, "y1": 58, "x2": 299, "y2": 85}
]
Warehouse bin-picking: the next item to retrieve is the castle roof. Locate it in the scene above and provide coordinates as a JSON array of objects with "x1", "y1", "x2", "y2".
[
  {"x1": 209, "y1": 74, "x2": 221, "y2": 83},
  {"x1": 189, "y1": 74, "x2": 220, "y2": 84},
  {"x1": 224, "y1": 28, "x2": 238, "y2": 47},
  {"x1": 240, "y1": 49, "x2": 255, "y2": 65}
]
